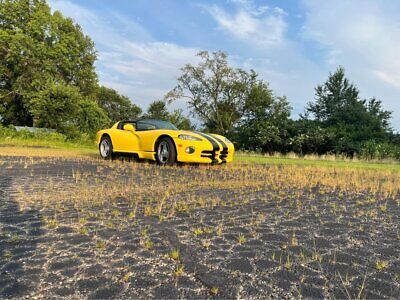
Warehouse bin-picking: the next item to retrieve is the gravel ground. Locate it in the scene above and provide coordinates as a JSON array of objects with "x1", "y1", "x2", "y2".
[{"x1": 0, "y1": 156, "x2": 399, "y2": 299}]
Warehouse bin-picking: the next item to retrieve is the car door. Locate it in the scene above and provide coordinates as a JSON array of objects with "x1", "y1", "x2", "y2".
[
  {"x1": 134, "y1": 121, "x2": 159, "y2": 152},
  {"x1": 134, "y1": 130, "x2": 160, "y2": 152},
  {"x1": 111, "y1": 124, "x2": 140, "y2": 153}
]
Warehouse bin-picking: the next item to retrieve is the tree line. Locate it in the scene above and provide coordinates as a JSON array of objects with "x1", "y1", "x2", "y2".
[{"x1": 1, "y1": 0, "x2": 399, "y2": 160}]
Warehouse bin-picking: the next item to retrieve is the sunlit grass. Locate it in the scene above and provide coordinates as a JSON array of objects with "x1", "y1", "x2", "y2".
[
  {"x1": 0, "y1": 135, "x2": 94, "y2": 149},
  {"x1": 1, "y1": 143, "x2": 399, "y2": 173},
  {"x1": 0, "y1": 146, "x2": 97, "y2": 158},
  {"x1": 235, "y1": 151, "x2": 400, "y2": 172}
]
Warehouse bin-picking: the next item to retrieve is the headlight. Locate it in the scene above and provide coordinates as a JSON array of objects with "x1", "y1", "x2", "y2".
[{"x1": 178, "y1": 134, "x2": 202, "y2": 141}]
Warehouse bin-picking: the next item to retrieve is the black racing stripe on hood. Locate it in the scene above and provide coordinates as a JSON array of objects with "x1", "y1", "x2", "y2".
[
  {"x1": 195, "y1": 132, "x2": 220, "y2": 152},
  {"x1": 211, "y1": 135, "x2": 228, "y2": 152}
]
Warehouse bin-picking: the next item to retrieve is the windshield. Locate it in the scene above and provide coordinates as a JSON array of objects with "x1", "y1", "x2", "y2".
[{"x1": 136, "y1": 119, "x2": 178, "y2": 131}]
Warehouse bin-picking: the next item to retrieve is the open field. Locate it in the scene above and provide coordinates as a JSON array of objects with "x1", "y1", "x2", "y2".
[
  {"x1": 0, "y1": 148, "x2": 399, "y2": 298},
  {"x1": 1, "y1": 143, "x2": 400, "y2": 172}
]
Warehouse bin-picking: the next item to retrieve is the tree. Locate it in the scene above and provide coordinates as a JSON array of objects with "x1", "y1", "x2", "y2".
[
  {"x1": 144, "y1": 100, "x2": 194, "y2": 130},
  {"x1": 30, "y1": 81, "x2": 109, "y2": 135},
  {"x1": 77, "y1": 99, "x2": 110, "y2": 134},
  {"x1": 145, "y1": 100, "x2": 169, "y2": 120},
  {"x1": 288, "y1": 119, "x2": 335, "y2": 155},
  {"x1": 96, "y1": 86, "x2": 142, "y2": 125},
  {"x1": 169, "y1": 109, "x2": 195, "y2": 130},
  {"x1": 30, "y1": 82, "x2": 81, "y2": 131},
  {"x1": 305, "y1": 67, "x2": 392, "y2": 154},
  {"x1": 235, "y1": 82, "x2": 292, "y2": 152},
  {"x1": 165, "y1": 51, "x2": 256, "y2": 135},
  {"x1": 0, "y1": 0, "x2": 97, "y2": 126}
]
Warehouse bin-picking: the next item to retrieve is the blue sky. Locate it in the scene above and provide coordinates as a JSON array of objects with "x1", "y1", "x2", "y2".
[{"x1": 50, "y1": 0, "x2": 400, "y2": 131}]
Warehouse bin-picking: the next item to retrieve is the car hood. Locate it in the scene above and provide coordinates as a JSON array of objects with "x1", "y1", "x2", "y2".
[{"x1": 175, "y1": 130, "x2": 225, "y2": 140}]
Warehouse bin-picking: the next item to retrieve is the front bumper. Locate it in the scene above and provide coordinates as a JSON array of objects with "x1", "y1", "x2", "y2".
[{"x1": 174, "y1": 139, "x2": 234, "y2": 164}]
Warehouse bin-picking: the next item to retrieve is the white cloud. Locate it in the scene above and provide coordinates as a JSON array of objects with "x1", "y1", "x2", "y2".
[
  {"x1": 374, "y1": 70, "x2": 400, "y2": 90},
  {"x1": 205, "y1": 3, "x2": 288, "y2": 48},
  {"x1": 99, "y1": 41, "x2": 200, "y2": 104}
]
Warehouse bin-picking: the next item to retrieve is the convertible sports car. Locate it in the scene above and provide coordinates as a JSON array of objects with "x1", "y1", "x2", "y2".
[{"x1": 96, "y1": 119, "x2": 234, "y2": 164}]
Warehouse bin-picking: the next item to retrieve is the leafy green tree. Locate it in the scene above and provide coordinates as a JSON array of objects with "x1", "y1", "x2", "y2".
[
  {"x1": 96, "y1": 86, "x2": 141, "y2": 125},
  {"x1": 30, "y1": 82, "x2": 81, "y2": 131},
  {"x1": 144, "y1": 100, "x2": 194, "y2": 130},
  {"x1": 0, "y1": 0, "x2": 97, "y2": 126},
  {"x1": 169, "y1": 109, "x2": 195, "y2": 130},
  {"x1": 30, "y1": 81, "x2": 108, "y2": 135},
  {"x1": 235, "y1": 82, "x2": 292, "y2": 152},
  {"x1": 77, "y1": 99, "x2": 109, "y2": 134},
  {"x1": 288, "y1": 119, "x2": 335, "y2": 155},
  {"x1": 305, "y1": 67, "x2": 392, "y2": 154},
  {"x1": 165, "y1": 51, "x2": 256, "y2": 135},
  {"x1": 145, "y1": 100, "x2": 170, "y2": 120}
]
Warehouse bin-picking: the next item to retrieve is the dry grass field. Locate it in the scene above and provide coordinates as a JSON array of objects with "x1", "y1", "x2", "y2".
[{"x1": 0, "y1": 147, "x2": 399, "y2": 298}]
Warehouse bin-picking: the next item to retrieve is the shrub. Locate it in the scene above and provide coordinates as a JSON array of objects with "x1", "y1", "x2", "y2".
[
  {"x1": 360, "y1": 141, "x2": 400, "y2": 161},
  {"x1": 0, "y1": 124, "x2": 93, "y2": 146}
]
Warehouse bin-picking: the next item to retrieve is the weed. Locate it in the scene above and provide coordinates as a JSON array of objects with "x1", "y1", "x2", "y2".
[
  {"x1": 111, "y1": 209, "x2": 121, "y2": 217},
  {"x1": 46, "y1": 218, "x2": 58, "y2": 229},
  {"x1": 3, "y1": 250, "x2": 12, "y2": 260},
  {"x1": 291, "y1": 231, "x2": 298, "y2": 246},
  {"x1": 202, "y1": 239, "x2": 211, "y2": 250},
  {"x1": 284, "y1": 254, "x2": 293, "y2": 270},
  {"x1": 210, "y1": 287, "x2": 219, "y2": 296},
  {"x1": 271, "y1": 252, "x2": 276, "y2": 261},
  {"x1": 216, "y1": 224, "x2": 223, "y2": 236},
  {"x1": 79, "y1": 227, "x2": 89, "y2": 235},
  {"x1": 379, "y1": 204, "x2": 387, "y2": 213},
  {"x1": 128, "y1": 210, "x2": 136, "y2": 220},
  {"x1": 237, "y1": 233, "x2": 246, "y2": 244},
  {"x1": 193, "y1": 227, "x2": 204, "y2": 236},
  {"x1": 312, "y1": 251, "x2": 322, "y2": 263},
  {"x1": 122, "y1": 273, "x2": 131, "y2": 283},
  {"x1": 375, "y1": 259, "x2": 389, "y2": 271},
  {"x1": 96, "y1": 240, "x2": 107, "y2": 250},
  {"x1": 144, "y1": 239, "x2": 153, "y2": 250},
  {"x1": 174, "y1": 264, "x2": 185, "y2": 277},
  {"x1": 299, "y1": 250, "x2": 308, "y2": 265},
  {"x1": 169, "y1": 249, "x2": 180, "y2": 261}
]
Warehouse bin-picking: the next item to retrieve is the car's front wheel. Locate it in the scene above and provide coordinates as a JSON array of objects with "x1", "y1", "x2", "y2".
[
  {"x1": 99, "y1": 136, "x2": 114, "y2": 160},
  {"x1": 156, "y1": 137, "x2": 176, "y2": 165}
]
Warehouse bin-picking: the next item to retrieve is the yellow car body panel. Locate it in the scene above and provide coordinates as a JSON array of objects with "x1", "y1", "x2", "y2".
[{"x1": 96, "y1": 121, "x2": 235, "y2": 164}]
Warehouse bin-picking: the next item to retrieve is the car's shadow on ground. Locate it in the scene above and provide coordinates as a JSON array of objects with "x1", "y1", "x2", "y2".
[
  {"x1": 0, "y1": 175, "x2": 44, "y2": 298},
  {"x1": 112, "y1": 154, "x2": 206, "y2": 168}
]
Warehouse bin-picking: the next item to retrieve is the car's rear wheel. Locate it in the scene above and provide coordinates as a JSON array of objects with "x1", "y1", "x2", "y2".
[
  {"x1": 99, "y1": 136, "x2": 114, "y2": 160},
  {"x1": 156, "y1": 137, "x2": 176, "y2": 165}
]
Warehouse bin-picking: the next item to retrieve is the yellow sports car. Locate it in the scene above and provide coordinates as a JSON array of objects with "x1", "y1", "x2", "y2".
[{"x1": 96, "y1": 119, "x2": 234, "y2": 164}]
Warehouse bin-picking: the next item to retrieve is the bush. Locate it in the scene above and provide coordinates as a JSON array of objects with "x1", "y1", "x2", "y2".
[
  {"x1": 360, "y1": 141, "x2": 400, "y2": 161},
  {"x1": 0, "y1": 125, "x2": 65, "y2": 141},
  {"x1": 0, "y1": 124, "x2": 93, "y2": 146}
]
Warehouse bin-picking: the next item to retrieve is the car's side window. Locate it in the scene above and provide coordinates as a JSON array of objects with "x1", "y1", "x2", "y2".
[{"x1": 136, "y1": 122, "x2": 156, "y2": 131}]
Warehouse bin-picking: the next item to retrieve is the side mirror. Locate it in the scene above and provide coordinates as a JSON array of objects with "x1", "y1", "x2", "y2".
[{"x1": 123, "y1": 123, "x2": 135, "y2": 131}]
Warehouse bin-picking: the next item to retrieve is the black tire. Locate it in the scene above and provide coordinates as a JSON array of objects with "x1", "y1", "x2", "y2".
[
  {"x1": 155, "y1": 137, "x2": 176, "y2": 165},
  {"x1": 99, "y1": 135, "x2": 114, "y2": 160}
]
